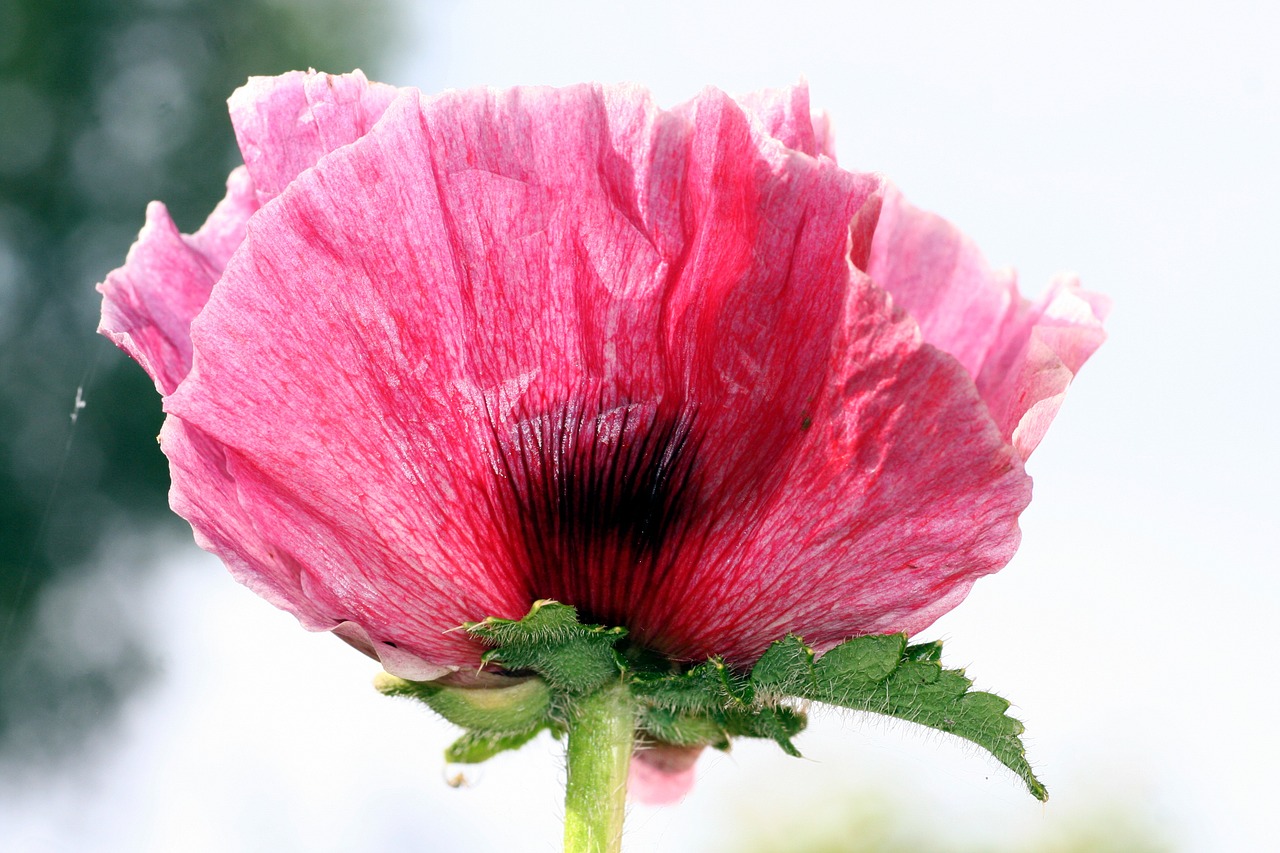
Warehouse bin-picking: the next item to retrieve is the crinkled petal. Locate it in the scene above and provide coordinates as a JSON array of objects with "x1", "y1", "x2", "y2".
[
  {"x1": 97, "y1": 167, "x2": 258, "y2": 394},
  {"x1": 99, "y1": 70, "x2": 397, "y2": 397},
  {"x1": 734, "y1": 84, "x2": 828, "y2": 158},
  {"x1": 868, "y1": 185, "x2": 1108, "y2": 459},
  {"x1": 100, "y1": 71, "x2": 454, "y2": 668},
  {"x1": 170, "y1": 86, "x2": 666, "y2": 665},
  {"x1": 167, "y1": 83, "x2": 682, "y2": 663},
  {"x1": 229, "y1": 69, "x2": 398, "y2": 206},
  {"x1": 976, "y1": 275, "x2": 1111, "y2": 459},
  {"x1": 661, "y1": 88, "x2": 882, "y2": 506}
]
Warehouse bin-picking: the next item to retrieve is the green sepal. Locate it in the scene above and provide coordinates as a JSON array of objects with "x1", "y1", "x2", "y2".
[
  {"x1": 748, "y1": 633, "x2": 1048, "y2": 801},
  {"x1": 373, "y1": 671, "x2": 551, "y2": 735},
  {"x1": 445, "y1": 728, "x2": 545, "y2": 764},
  {"x1": 465, "y1": 600, "x2": 627, "y2": 694}
]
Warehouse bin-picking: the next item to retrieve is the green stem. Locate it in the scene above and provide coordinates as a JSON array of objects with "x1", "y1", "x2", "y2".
[{"x1": 563, "y1": 679, "x2": 635, "y2": 853}]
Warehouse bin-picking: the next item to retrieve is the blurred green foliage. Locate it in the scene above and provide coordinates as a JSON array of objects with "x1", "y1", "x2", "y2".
[{"x1": 0, "y1": 0, "x2": 398, "y2": 763}]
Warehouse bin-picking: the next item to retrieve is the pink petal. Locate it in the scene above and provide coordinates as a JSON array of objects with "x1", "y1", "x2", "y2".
[
  {"x1": 102, "y1": 74, "x2": 1102, "y2": 682},
  {"x1": 639, "y1": 269, "x2": 1031, "y2": 662},
  {"x1": 162, "y1": 416, "x2": 469, "y2": 678},
  {"x1": 733, "y1": 83, "x2": 832, "y2": 158},
  {"x1": 183, "y1": 165, "x2": 259, "y2": 272},
  {"x1": 866, "y1": 184, "x2": 1017, "y2": 382},
  {"x1": 229, "y1": 69, "x2": 398, "y2": 206},
  {"x1": 163, "y1": 84, "x2": 895, "y2": 667},
  {"x1": 99, "y1": 70, "x2": 396, "y2": 396},
  {"x1": 628, "y1": 744, "x2": 703, "y2": 805},
  {"x1": 97, "y1": 167, "x2": 257, "y2": 394},
  {"x1": 976, "y1": 275, "x2": 1111, "y2": 459},
  {"x1": 867, "y1": 185, "x2": 1108, "y2": 459},
  {"x1": 161, "y1": 416, "x2": 329, "y2": 629}
]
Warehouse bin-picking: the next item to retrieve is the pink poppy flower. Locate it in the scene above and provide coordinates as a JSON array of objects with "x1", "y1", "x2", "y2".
[{"x1": 99, "y1": 70, "x2": 1106, "y2": 695}]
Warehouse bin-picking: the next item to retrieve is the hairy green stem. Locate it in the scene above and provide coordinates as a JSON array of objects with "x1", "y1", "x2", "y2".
[{"x1": 563, "y1": 680, "x2": 635, "y2": 853}]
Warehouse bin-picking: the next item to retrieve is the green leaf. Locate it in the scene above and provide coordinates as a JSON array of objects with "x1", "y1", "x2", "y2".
[
  {"x1": 766, "y1": 634, "x2": 1047, "y2": 802},
  {"x1": 445, "y1": 728, "x2": 545, "y2": 764},
  {"x1": 720, "y1": 705, "x2": 806, "y2": 756},
  {"x1": 377, "y1": 604, "x2": 1045, "y2": 801},
  {"x1": 813, "y1": 633, "x2": 905, "y2": 688},
  {"x1": 637, "y1": 657, "x2": 753, "y2": 709},
  {"x1": 750, "y1": 634, "x2": 816, "y2": 696},
  {"x1": 465, "y1": 600, "x2": 626, "y2": 694}
]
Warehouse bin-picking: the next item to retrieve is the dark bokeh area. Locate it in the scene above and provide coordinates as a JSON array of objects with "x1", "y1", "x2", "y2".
[{"x1": 0, "y1": 0, "x2": 398, "y2": 767}]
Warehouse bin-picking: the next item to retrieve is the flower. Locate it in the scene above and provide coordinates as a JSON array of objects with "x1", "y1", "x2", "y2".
[{"x1": 99, "y1": 70, "x2": 1106, "y2": 687}]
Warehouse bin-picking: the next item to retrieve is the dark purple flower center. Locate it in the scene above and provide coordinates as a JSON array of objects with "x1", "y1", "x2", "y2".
[{"x1": 492, "y1": 399, "x2": 703, "y2": 633}]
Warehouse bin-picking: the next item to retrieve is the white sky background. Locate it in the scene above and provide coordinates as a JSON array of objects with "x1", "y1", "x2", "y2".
[{"x1": 4, "y1": 1, "x2": 1277, "y2": 851}]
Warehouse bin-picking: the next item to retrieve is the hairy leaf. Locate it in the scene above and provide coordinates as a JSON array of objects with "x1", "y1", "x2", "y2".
[{"x1": 748, "y1": 634, "x2": 1047, "y2": 801}]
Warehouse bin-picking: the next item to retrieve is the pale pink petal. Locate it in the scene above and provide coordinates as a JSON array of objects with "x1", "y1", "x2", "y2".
[
  {"x1": 868, "y1": 185, "x2": 1108, "y2": 459},
  {"x1": 98, "y1": 71, "x2": 398, "y2": 398},
  {"x1": 229, "y1": 69, "x2": 398, "y2": 206},
  {"x1": 168, "y1": 412, "x2": 479, "y2": 677},
  {"x1": 628, "y1": 744, "x2": 703, "y2": 805},
  {"x1": 161, "y1": 416, "x2": 331, "y2": 629},
  {"x1": 866, "y1": 184, "x2": 1016, "y2": 381},
  {"x1": 183, "y1": 165, "x2": 259, "y2": 271},
  {"x1": 97, "y1": 167, "x2": 258, "y2": 394},
  {"x1": 811, "y1": 110, "x2": 836, "y2": 160},
  {"x1": 734, "y1": 84, "x2": 825, "y2": 157},
  {"x1": 977, "y1": 275, "x2": 1111, "y2": 459}
]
